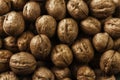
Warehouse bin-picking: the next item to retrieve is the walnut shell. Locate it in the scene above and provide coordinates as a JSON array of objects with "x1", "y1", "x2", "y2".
[
  {"x1": 10, "y1": 52, "x2": 37, "y2": 75},
  {"x1": 92, "y1": 33, "x2": 114, "y2": 52},
  {"x1": 46, "y1": 0, "x2": 66, "y2": 20},
  {"x1": 58, "y1": 18, "x2": 78, "y2": 44},
  {"x1": 30, "y1": 34, "x2": 51, "y2": 60},
  {"x1": 3, "y1": 11, "x2": 25, "y2": 36},
  {"x1": 0, "y1": 50, "x2": 13, "y2": 72},
  {"x1": 100, "y1": 50, "x2": 120, "y2": 74},
  {"x1": 90, "y1": 0, "x2": 115, "y2": 19},
  {"x1": 36, "y1": 15, "x2": 57, "y2": 37},
  {"x1": 67, "y1": 0, "x2": 89, "y2": 19},
  {"x1": 51, "y1": 44, "x2": 73, "y2": 67},
  {"x1": 104, "y1": 18, "x2": 120, "y2": 38},
  {"x1": 23, "y1": 1, "x2": 41, "y2": 21},
  {"x1": 72, "y1": 38, "x2": 94, "y2": 63},
  {"x1": 32, "y1": 67, "x2": 55, "y2": 80},
  {"x1": 0, "y1": 71, "x2": 19, "y2": 80},
  {"x1": 77, "y1": 66, "x2": 96, "y2": 80},
  {"x1": 0, "y1": 0, "x2": 11, "y2": 16}
]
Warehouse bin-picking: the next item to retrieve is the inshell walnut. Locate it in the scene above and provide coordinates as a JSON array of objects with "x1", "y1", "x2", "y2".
[
  {"x1": 52, "y1": 67, "x2": 71, "y2": 80},
  {"x1": 67, "y1": 0, "x2": 89, "y2": 19},
  {"x1": 0, "y1": 0, "x2": 11, "y2": 16},
  {"x1": 30, "y1": 34, "x2": 51, "y2": 60},
  {"x1": 81, "y1": 17, "x2": 101, "y2": 35},
  {"x1": 32, "y1": 67, "x2": 55, "y2": 80},
  {"x1": 77, "y1": 66, "x2": 96, "y2": 80},
  {"x1": 100, "y1": 50, "x2": 120, "y2": 74},
  {"x1": 4, "y1": 36, "x2": 19, "y2": 52},
  {"x1": 0, "y1": 50, "x2": 13, "y2": 72},
  {"x1": 90, "y1": 0, "x2": 116, "y2": 19},
  {"x1": 92, "y1": 33, "x2": 114, "y2": 52},
  {"x1": 23, "y1": 1, "x2": 41, "y2": 21},
  {"x1": 10, "y1": 52, "x2": 37, "y2": 75},
  {"x1": 58, "y1": 18, "x2": 78, "y2": 44},
  {"x1": 104, "y1": 18, "x2": 120, "y2": 38},
  {"x1": 36, "y1": 15, "x2": 57, "y2": 37},
  {"x1": 46, "y1": 0, "x2": 66, "y2": 20},
  {"x1": 0, "y1": 71, "x2": 19, "y2": 80},
  {"x1": 17, "y1": 31, "x2": 34, "y2": 51},
  {"x1": 72, "y1": 38, "x2": 94, "y2": 63},
  {"x1": 3, "y1": 11, "x2": 25, "y2": 36},
  {"x1": 51, "y1": 44, "x2": 73, "y2": 67}
]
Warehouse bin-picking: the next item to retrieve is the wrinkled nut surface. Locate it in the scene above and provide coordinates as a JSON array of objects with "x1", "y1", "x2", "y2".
[
  {"x1": 23, "y1": 1, "x2": 41, "y2": 21},
  {"x1": 72, "y1": 38, "x2": 94, "y2": 63},
  {"x1": 0, "y1": 71, "x2": 19, "y2": 80},
  {"x1": 3, "y1": 11, "x2": 25, "y2": 36},
  {"x1": 11, "y1": 0, "x2": 27, "y2": 10},
  {"x1": 4, "y1": 36, "x2": 18, "y2": 52},
  {"x1": 0, "y1": 0, "x2": 120, "y2": 78},
  {"x1": 0, "y1": 50, "x2": 12, "y2": 72},
  {"x1": 93, "y1": 33, "x2": 114, "y2": 52},
  {"x1": 52, "y1": 67, "x2": 71, "y2": 80},
  {"x1": 36, "y1": 15, "x2": 57, "y2": 37},
  {"x1": 67, "y1": 0, "x2": 89, "y2": 19},
  {"x1": 90, "y1": 0, "x2": 115, "y2": 19},
  {"x1": 46, "y1": 0, "x2": 66, "y2": 20},
  {"x1": 104, "y1": 18, "x2": 120, "y2": 38},
  {"x1": 10, "y1": 52, "x2": 37, "y2": 75},
  {"x1": 30, "y1": 34, "x2": 51, "y2": 60},
  {"x1": 81, "y1": 17, "x2": 101, "y2": 35},
  {"x1": 100, "y1": 50, "x2": 120, "y2": 74},
  {"x1": 32, "y1": 67, "x2": 55, "y2": 80},
  {"x1": 77, "y1": 66, "x2": 96, "y2": 80},
  {"x1": 17, "y1": 31, "x2": 34, "y2": 51},
  {"x1": 51, "y1": 44, "x2": 73, "y2": 67},
  {"x1": 0, "y1": 0, "x2": 11, "y2": 16},
  {"x1": 58, "y1": 18, "x2": 78, "y2": 44},
  {"x1": 95, "y1": 69, "x2": 116, "y2": 80}
]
